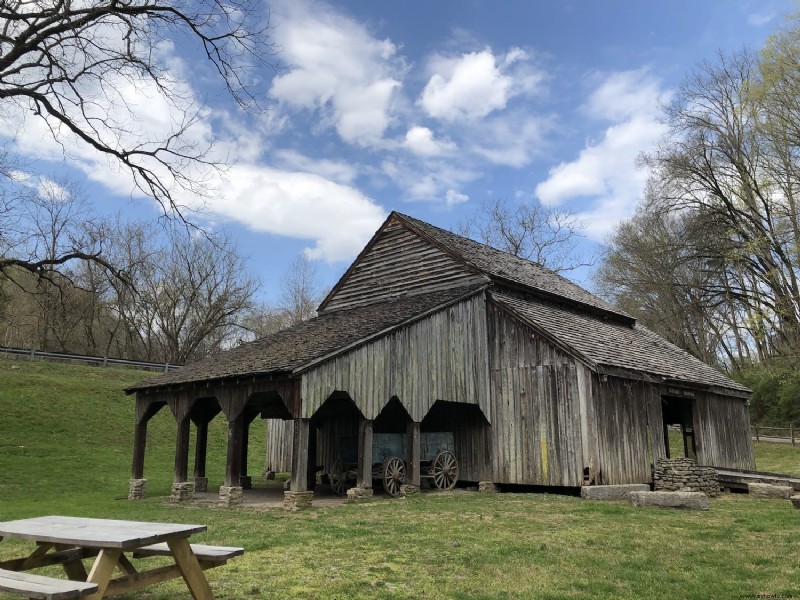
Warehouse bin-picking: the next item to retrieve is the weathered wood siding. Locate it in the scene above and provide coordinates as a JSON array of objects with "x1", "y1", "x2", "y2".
[
  {"x1": 316, "y1": 417, "x2": 359, "y2": 476},
  {"x1": 264, "y1": 419, "x2": 293, "y2": 473},
  {"x1": 589, "y1": 377, "x2": 663, "y2": 485},
  {"x1": 421, "y1": 402, "x2": 491, "y2": 482},
  {"x1": 693, "y1": 393, "x2": 755, "y2": 469},
  {"x1": 487, "y1": 303, "x2": 585, "y2": 486},
  {"x1": 321, "y1": 219, "x2": 487, "y2": 312},
  {"x1": 301, "y1": 294, "x2": 491, "y2": 422}
]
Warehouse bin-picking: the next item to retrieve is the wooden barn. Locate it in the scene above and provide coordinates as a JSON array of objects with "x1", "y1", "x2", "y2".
[{"x1": 125, "y1": 212, "x2": 753, "y2": 505}]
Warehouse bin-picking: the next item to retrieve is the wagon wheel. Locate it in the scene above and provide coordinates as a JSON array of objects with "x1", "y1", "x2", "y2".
[
  {"x1": 383, "y1": 456, "x2": 406, "y2": 496},
  {"x1": 329, "y1": 461, "x2": 348, "y2": 496},
  {"x1": 431, "y1": 450, "x2": 458, "y2": 491}
]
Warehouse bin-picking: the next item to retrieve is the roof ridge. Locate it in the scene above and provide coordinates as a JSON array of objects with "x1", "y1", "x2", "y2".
[
  {"x1": 392, "y1": 211, "x2": 634, "y2": 323},
  {"x1": 392, "y1": 211, "x2": 560, "y2": 272}
]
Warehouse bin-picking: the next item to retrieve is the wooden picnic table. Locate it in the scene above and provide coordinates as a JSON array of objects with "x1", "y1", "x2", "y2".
[{"x1": 0, "y1": 515, "x2": 237, "y2": 599}]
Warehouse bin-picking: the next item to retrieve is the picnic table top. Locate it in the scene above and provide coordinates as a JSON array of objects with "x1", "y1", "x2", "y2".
[{"x1": 0, "y1": 515, "x2": 206, "y2": 550}]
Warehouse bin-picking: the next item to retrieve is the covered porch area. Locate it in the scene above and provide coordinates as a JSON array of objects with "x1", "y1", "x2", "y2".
[{"x1": 128, "y1": 375, "x2": 298, "y2": 506}]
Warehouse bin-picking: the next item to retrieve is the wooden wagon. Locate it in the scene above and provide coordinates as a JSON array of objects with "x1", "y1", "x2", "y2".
[{"x1": 330, "y1": 432, "x2": 459, "y2": 496}]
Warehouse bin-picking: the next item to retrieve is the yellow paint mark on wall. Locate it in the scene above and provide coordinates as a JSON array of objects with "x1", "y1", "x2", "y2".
[{"x1": 540, "y1": 437, "x2": 548, "y2": 482}]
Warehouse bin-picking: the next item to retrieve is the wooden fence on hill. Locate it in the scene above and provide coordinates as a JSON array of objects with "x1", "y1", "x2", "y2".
[{"x1": 0, "y1": 346, "x2": 180, "y2": 373}]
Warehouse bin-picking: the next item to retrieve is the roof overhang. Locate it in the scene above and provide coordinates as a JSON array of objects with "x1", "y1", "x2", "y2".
[{"x1": 294, "y1": 284, "x2": 488, "y2": 375}]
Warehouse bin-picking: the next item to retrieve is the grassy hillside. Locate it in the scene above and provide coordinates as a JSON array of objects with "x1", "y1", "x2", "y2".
[
  {"x1": 0, "y1": 357, "x2": 266, "y2": 515},
  {"x1": 1, "y1": 357, "x2": 799, "y2": 599}
]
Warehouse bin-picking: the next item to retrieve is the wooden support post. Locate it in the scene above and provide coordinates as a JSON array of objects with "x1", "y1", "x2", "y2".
[
  {"x1": 193, "y1": 421, "x2": 208, "y2": 479},
  {"x1": 307, "y1": 422, "x2": 317, "y2": 490},
  {"x1": 132, "y1": 399, "x2": 165, "y2": 480},
  {"x1": 407, "y1": 421, "x2": 421, "y2": 487},
  {"x1": 240, "y1": 417, "x2": 250, "y2": 481},
  {"x1": 224, "y1": 415, "x2": 244, "y2": 488},
  {"x1": 791, "y1": 424, "x2": 795, "y2": 447},
  {"x1": 290, "y1": 418, "x2": 310, "y2": 492},
  {"x1": 173, "y1": 417, "x2": 190, "y2": 483},
  {"x1": 132, "y1": 419, "x2": 148, "y2": 480},
  {"x1": 357, "y1": 419, "x2": 374, "y2": 489},
  {"x1": 239, "y1": 410, "x2": 259, "y2": 483}
]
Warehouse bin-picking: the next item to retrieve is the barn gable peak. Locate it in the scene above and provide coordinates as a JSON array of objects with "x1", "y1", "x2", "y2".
[
  {"x1": 318, "y1": 212, "x2": 488, "y2": 313},
  {"x1": 320, "y1": 212, "x2": 634, "y2": 325}
]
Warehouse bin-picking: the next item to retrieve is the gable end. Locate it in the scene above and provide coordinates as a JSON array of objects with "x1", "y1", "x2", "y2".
[{"x1": 319, "y1": 215, "x2": 488, "y2": 313}]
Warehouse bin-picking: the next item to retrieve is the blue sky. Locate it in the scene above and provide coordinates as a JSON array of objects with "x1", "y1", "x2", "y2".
[{"x1": 4, "y1": 0, "x2": 796, "y2": 303}]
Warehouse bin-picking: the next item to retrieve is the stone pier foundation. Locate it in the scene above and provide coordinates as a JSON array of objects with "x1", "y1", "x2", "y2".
[
  {"x1": 170, "y1": 482, "x2": 194, "y2": 503},
  {"x1": 193, "y1": 476, "x2": 208, "y2": 493},
  {"x1": 400, "y1": 484, "x2": 419, "y2": 496},
  {"x1": 345, "y1": 487, "x2": 374, "y2": 502},
  {"x1": 284, "y1": 491, "x2": 314, "y2": 511},
  {"x1": 128, "y1": 478, "x2": 147, "y2": 500},
  {"x1": 218, "y1": 486, "x2": 244, "y2": 507},
  {"x1": 478, "y1": 481, "x2": 498, "y2": 493}
]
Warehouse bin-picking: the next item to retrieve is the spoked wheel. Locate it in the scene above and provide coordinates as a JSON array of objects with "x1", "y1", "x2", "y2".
[
  {"x1": 330, "y1": 461, "x2": 348, "y2": 496},
  {"x1": 383, "y1": 456, "x2": 406, "y2": 496},
  {"x1": 431, "y1": 450, "x2": 459, "y2": 491}
]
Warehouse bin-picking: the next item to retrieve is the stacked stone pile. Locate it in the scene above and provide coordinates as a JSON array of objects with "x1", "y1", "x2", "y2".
[{"x1": 654, "y1": 457, "x2": 721, "y2": 497}]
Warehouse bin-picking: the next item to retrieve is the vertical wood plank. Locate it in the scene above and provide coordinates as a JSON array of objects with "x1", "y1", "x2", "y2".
[
  {"x1": 224, "y1": 416, "x2": 244, "y2": 487},
  {"x1": 174, "y1": 417, "x2": 191, "y2": 483},
  {"x1": 132, "y1": 420, "x2": 148, "y2": 480},
  {"x1": 357, "y1": 419, "x2": 374, "y2": 489},
  {"x1": 193, "y1": 420, "x2": 208, "y2": 479},
  {"x1": 407, "y1": 421, "x2": 421, "y2": 486},
  {"x1": 290, "y1": 418, "x2": 310, "y2": 491}
]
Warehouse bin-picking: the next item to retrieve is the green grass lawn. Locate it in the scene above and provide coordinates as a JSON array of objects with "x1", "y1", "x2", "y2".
[{"x1": 1, "y1": 357, "x2": 799, "y2": 599}]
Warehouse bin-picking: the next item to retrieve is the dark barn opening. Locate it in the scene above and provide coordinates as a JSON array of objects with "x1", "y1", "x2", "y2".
[{"x1": 661, "y1": 396, "x2": 696, "y2": 459}]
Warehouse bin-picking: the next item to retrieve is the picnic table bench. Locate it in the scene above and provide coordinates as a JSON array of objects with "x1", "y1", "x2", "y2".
[
  {"x1": 0, "y1": 516, "x2": 243, "y2": 599},
  {"x1": 0, "y1": 567, "x2": 98, "y2": 599}
]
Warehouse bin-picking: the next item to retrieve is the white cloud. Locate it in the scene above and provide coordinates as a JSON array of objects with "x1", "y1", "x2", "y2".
[
  {"x1": 535, "y1": 70, "x2": 670, "y2": 239},
  {"x1": 208, "y1": 164, "x2": 386, "y2": 262},
  {"x1": 584, "y1": 69, "x2": 664, "y2": 121},
  {"x1": 403, "y1": 126, "x2": 456, "y2": 157},
  {"x1": 468, "y1": 112, "x2": 548, "y2": 167},
  {"x1": 381, "y1": 158, "x2": 477, "y2": 202},
  {"x1": 418, "y1": 47, "x2": 541, "y2": 123},
  {"x1": 269, "y1": 1, "x2": 404, "y2": 147},
  {"x1": 445, "y1": 189, "x2": 469, "y2": 205},
  {"x1": 747, "y1": 12, "x2": 775, "y2": 27},
  {"x1": 274, "y1": 150, "x2": 359, "y2": 185},
  {"x1": 3, "y1": 42, "x2": 216, "y2": 204}
]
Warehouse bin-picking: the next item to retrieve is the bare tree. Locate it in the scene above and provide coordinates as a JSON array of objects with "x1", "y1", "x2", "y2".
[
  {"x1": 279, "y1": 254, "x2": 322, "y2": 325},
  {"x1": 240, "y1": 254, "x2": 324, "y2": 341},
  {"x1": 457, "y1": 198, "x2": 592, "y2": 273},
  {"x1": 129, "y1": 230, "x2": 259, "y2": 363},
  {"x1": 0, "y1": 0, "x2": 276, "y2": 276},
  {"x1": 642, "y1": 49, "x2": 800, "y2": 352}
]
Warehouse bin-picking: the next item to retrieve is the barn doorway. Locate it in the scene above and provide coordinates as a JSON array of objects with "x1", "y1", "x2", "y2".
[{"x1": 661, "y1": 396, "x2": 696, "y2": 459}]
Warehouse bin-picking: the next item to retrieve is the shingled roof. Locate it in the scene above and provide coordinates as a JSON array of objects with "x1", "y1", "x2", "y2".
[
  {"x1": 127, "y1": 284, "x2": 485, "y2": 392},
  {"x1": 394, "y1": 212, "x2": 632, "y2": 323},
  {"x1": 490, "y1": 290, "x2": 749, "y2": 394}
]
